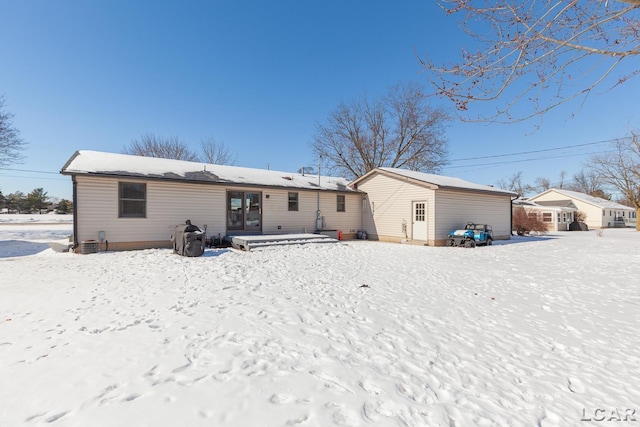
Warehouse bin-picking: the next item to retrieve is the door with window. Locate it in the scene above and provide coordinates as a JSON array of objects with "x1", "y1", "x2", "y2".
[
  {"x1": 412, "y1": 201, "x2": 427, "y2": 241},
  {"x1": 227, "y1": 191, "x2": 262, "y2": 232}
]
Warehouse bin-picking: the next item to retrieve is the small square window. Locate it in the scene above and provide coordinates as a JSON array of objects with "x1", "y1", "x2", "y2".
[
  {"x1": 288, "y1": 192, "x2": 298, "y2": 211},
  {"x1": 119, "y1": 182, "x2": 146, "y2": 218},
  {"x1": 337, "y1": 195, "x2": 346, "y2": 212}
]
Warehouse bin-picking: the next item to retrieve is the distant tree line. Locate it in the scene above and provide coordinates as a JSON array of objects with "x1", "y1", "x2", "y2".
[{"x1": 0, "y1": 188, "x2": 72, "y2": 214}]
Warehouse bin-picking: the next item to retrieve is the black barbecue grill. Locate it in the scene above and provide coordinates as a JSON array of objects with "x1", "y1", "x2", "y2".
[{"x1": 171, "y1": 220, "x2": 205, "y2": 257}]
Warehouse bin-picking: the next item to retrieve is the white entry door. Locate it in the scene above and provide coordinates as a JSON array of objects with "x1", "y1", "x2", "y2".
[{"x1": 412, "y1": 201, "x2": 427, "y2": 241}]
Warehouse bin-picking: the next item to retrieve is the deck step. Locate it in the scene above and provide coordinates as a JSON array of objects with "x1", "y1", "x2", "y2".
[{"x1": 230, "y1": 233, "x2": 338, "y2": 251}]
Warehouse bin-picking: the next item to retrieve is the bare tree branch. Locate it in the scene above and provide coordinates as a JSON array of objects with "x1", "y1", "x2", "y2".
[
  {"x1": 123, "y1": 134, "x2": 199, "y2": 161},
  {"x1": 422, "y1": 0, "x2": 640, "y2": 122},
  {"x1": 495, "y1": 171, "x2": 536, "y2": 196},
  {"x1": 567, "y1": 168, "x2": 607, "y2": 196},
  {"x1": 200, "y1": 136, "x2": 237, "y2": 165}
]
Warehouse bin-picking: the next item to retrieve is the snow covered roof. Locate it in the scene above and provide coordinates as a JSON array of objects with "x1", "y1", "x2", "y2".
[
  {"x1": 512, "y1": 198, "x2": 576, "y2": 212},
  {"x1": 534, "y1": 200, "x2": 576, "y2": 209},
  {"x1": 532, "y1": 188, "x2": 634, "y2": 210},
  {"x1": 352, "y1": 167, "x2": 517, "y2": 196},
  {"x1": 61, "y1": 150, "x2": 359, "y2": 193}
]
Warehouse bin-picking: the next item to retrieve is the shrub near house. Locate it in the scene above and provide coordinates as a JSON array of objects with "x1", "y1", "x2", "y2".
[{"x1": 512, "y1": 207, "x2": 548, "y2": 235}]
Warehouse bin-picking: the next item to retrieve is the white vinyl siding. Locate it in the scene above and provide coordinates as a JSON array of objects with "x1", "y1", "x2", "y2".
[
  {"x1": 75, "y1": 176, "x2": 364, "y2": 247},
  {"x1": 358, "y1": 172, "x2": 513, "y2": 245},
  {"x1": 261, "y1": 190, "x2": 361, "y2": 234},
  {"x1": 434, "y1": 189, "x2": 512, "y2": 240},
  {"x1": 262, "y1": 190, "x2": 317, "y2": 232},
  {"x1": 357, "y1": 173, "x2": 435, "y2": 242},
  {"x1": 75, "y1": 176, "x2": 226, "y2": 245},
  {"x1": 320, "y1": 192, "x2": 361, "y2": 233}
]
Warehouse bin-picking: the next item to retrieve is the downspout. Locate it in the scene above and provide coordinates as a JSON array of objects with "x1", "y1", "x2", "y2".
[
  {"x1": 510, "y1": 196, "x2": 516, "y2": 238},
  {"x1": 72, "y1": 175, "x2": 79, "y2": 250},
  {"x1": 316, "y1": 157, "x2": 322, "y2": 231}
]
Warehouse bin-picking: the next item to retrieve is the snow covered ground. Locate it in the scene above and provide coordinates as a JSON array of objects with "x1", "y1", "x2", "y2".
[{"x1": 1, "y1": 215, "x2": 639, "y2": 426}]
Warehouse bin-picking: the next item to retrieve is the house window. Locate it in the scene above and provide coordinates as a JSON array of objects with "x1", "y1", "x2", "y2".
[
  {"x1": 557, "y1": 213, "x2": 561, "y2": 223},
  {"x1": 288, "y1": 192, "x2": 298, "y2": 211},
  {"x1": 563, "y1": 213, "x2": 567, "y2": 223},
  {"x1": 337, "y1": 195, "x2": 346, "y2": 212},
  {"x1": 119, "y1": 182, "x2": 146, "y2": 218},
  {"x1": 542, "y1": 212, "x2": 552, "y2": 222},
  {"x1": 528, "y1": 212, "x2": 538, "y2": 221}
]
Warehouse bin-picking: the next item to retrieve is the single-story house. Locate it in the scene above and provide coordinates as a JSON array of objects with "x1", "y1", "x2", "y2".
[
  {"x1": 512, "y1": 198, "x2": 577, "y2": 232},
  {"x1": 61, "y1": 151, "x2": 364, "y2": 252},
  {"x1": 350, "y1": 168, "x2": 517, "y2": 246},
  {"x1": 528, "y1": 188, "x2": 637, "y2": 229}
]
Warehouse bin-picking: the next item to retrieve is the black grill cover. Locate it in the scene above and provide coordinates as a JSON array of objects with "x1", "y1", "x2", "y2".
[{"x1": 172, "y1": 221, "x2": 205, "y2": 257}]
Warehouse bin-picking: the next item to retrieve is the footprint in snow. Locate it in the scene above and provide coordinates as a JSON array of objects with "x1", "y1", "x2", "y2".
[
  {"x1": 269, "y1": 393, "x2": 294, "y2": 404},
  {"x1": 568, "y1": 377, "x2": 585, "y2": 393},
  {"x1": 359, "y1": 380, "x2": 383, "y2": 396},
  {"x1": 45, "y1": 411, "x2": 69, "y2": 423}
]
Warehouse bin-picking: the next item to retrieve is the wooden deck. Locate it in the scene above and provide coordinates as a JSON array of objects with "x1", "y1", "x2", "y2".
[{"x1": 229, "y1": 233, "x2": 338, "y2": 251}]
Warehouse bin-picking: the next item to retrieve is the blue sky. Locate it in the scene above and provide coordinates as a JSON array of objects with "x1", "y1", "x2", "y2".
[{"x1": 1, "y1": 1, "x2": 639, "y2": 200}]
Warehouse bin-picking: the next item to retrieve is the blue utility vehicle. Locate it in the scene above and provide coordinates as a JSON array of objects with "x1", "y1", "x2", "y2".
[{"x1": 446, "y1": 223, "x2": 493, "y2": 248}]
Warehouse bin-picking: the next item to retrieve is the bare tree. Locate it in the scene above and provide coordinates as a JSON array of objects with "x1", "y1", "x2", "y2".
[
  {"x1": 312, "y1": 82, "x2": 450, "y2": 179},
  {"x1": 557, "y1": 170, "x2": 567, "y2": 189},
  {"x1": 200, "y1": 137, "x2": 237, "y2": 165},
  {"x1": 0, "y1": 96, "x2": 27, "y2": 167},
  {"x1": 534, "y1": 177, "x2": 551, "y2": 192},
  {"x1": 568, "y1": 168, "x2": 606, "y2": 196},
  {"x1": 589, "y1": 133, "x2": 640, "y2": 230},
  {"x1": 422, "y1": 0, "x2": 640, "y2": 122},
  {"x1": 496, "y1": 171, "x2": 535, "y2": 196},
  {"x1": 124, "y1": 134, "x2": 198, "y2": 161}
]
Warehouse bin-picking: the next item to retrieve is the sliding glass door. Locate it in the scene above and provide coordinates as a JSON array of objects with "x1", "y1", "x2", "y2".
[{"x1": 227, "y1": 191, "x2": 262, "y2": 232}]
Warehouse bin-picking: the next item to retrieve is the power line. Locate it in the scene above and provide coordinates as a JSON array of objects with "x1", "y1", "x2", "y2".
[
  {"x1": 0, "y1": 167, "x2": 60, "y2": 175},
  {"x1": 0, "y1": 174, "x2": 68, "y2": 181},
  {"x1": 449, "y1": 137, "x2": 624, "y2": 163},
  {"x1": 444, "y1": 149, "x2": 614, "y2": 170}
]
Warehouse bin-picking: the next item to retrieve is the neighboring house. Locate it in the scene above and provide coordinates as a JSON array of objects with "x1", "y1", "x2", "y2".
[
  {"x1": 512, "y1": 198, "x2": 577, "y2": 232},
  {"x1": 528, "y1": 188, "x2": 637, "y2": 229},
  {"x1": 350, "y1": 168, "x2": 517, "y2": 246},
  {"x1": 61, "y1": 151, "x2": 364, "y2": 252}
]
